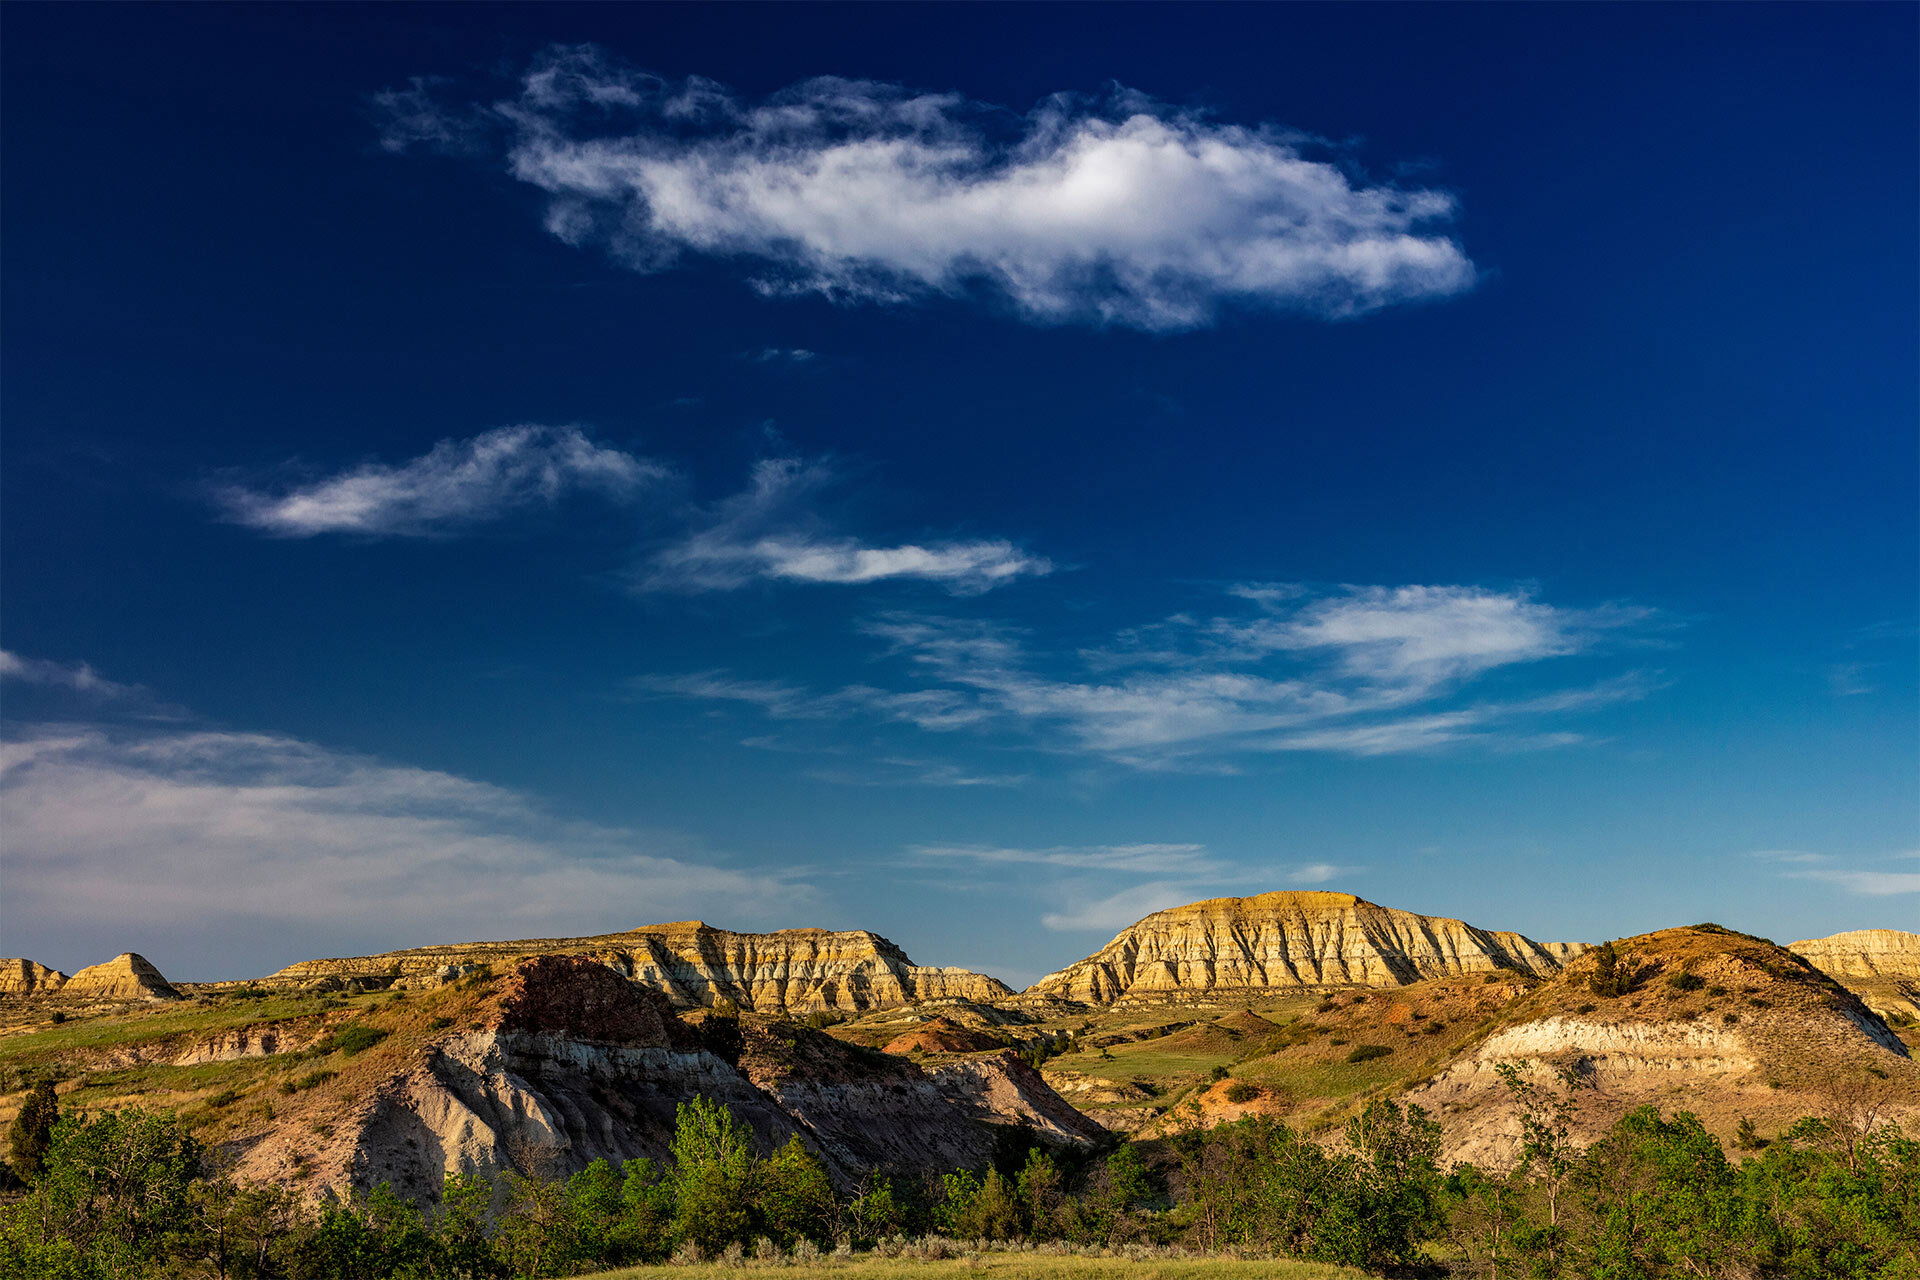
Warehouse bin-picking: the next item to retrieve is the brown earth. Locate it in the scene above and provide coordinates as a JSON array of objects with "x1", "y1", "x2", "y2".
[{"x1": 1396, "y1": 925, "x2": 1920, "y2": 1164}]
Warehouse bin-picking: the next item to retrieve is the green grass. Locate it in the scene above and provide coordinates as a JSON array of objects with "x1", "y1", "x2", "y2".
[
  {"x1": 583, "y1": 1257, "x2": 1365, "y2": 1280},
  {"x1": 0, "y1": 991, "x2": 382, "y2": 1069}
]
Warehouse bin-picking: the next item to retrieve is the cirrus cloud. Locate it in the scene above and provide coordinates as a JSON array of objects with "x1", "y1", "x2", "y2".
[{"x1": 219, "y1": 424, "x2": 663, "y2": 537}]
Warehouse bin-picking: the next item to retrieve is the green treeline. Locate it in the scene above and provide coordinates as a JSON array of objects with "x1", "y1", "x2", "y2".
[{"x1": 2, "y1": 1085, "x2": 1915, "y2": 1280}]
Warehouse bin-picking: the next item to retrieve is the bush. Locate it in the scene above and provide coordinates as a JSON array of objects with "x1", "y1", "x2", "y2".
[
  {"x1": 1223, "y1": 1082, "x2": 1258, "y2": 1104},
  {"x1": 1668, "y1": 971, "x2": 1707, "y2": 992},
  {"x1": 323, "y1": 1024, "x2": 390, "y2": 1056},
  {"x1": 1346, "y1": 1044, "x2": 1393, "y2": 1063}
]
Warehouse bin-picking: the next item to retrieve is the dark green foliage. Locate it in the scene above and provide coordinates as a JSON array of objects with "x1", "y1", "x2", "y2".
[
  {"x1": 6, "y1": 1086, "x2": 1918, "y2": 1279},
  {"x1": 7, "y1": 1080, "x2": 59, "y2": 1182},
  {"x1": 1589, "y1": 940, "x2": 1632, "y2": 997},
  {"x1": 321, "y1": 1024, "x2": 390, "y2": 1056},
  {"x1": 1223, "y1": 1082, "x2": 1258, "y2": 1103},
  {"x1": 1667, "y1": 971, "x2": 1707, "y2": 992},
  {"x1": 1346, "y1": 1043, "x2": 1393, "y2": 1063}
]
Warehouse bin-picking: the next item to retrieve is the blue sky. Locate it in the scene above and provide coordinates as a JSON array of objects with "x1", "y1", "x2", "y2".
[{"x1": 3, "y1": 3, "x2": 1914, "y2": 984}]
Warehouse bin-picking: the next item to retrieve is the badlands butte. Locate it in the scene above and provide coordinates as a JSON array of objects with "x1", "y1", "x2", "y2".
[{"x1": 3, "y1": 890, "x2": 1916, "y2": 1201}]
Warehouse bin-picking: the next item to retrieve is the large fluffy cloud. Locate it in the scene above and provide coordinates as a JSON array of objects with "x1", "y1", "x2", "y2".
[
  {"x1": 0, "y1": 724, "x2": 809, "y2": 977},
  {"x1": 377, "y1": 47, "x2": 1475, "y2": 330}
]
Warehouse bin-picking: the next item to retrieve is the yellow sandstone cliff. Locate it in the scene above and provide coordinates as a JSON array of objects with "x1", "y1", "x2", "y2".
[
  {"x1": 264, "y1": 921, "x2": 1011, "y2": 1013},
  {"x1": 1789, "y1": 928, "x2": 1920, "y2": 1023},
  {"x1": 1023, "y1": 890, "x2": 1585, "y2": 1003}
]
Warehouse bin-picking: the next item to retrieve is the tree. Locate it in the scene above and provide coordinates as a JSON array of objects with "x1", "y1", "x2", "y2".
[
  {"x1": 1014, "y1": 1148, "x2": 1064, "y2": 1237},
  {"x1": 667, "y1": 1097, "x2": 756, "y2": 1251},
  {"x1": 759, "y1": 1136, "x2": 834, "y2": 1245},
  {"x1": 7, "y1": 1081, "x2": 58, "y2": 1183}
]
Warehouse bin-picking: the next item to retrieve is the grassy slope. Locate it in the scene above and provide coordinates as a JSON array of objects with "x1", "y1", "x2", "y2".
[
  {"x1": 585, "y1": 1258, "x2": 1365, "y2": 1280},
  {"x1": 0, "y1": 980, "x2": 497, "y2": 1153},
  {"x1": 1029, "y1": 981, "x2": 1531, "y2": 1132}
]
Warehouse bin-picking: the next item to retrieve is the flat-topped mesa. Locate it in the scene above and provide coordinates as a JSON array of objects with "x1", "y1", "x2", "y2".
[
  {"x1": 266, "y1": 921, "x2": 1012, "y2": 1013},
  {"x1": 1788, "y1": 929, "x2": 1920, "y2": 980},
  {"x1": 1024, "y1": 890, "x2": 1587, "y2": 1004},
  {"x1": 62, "y1": 952, "x2": 181, "y2": 1001},
  {"x1": 0, "y1": 958, "x2": 69, "y2": 996}
]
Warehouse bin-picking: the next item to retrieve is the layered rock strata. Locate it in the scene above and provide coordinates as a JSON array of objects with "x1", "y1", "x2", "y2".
[
  {"x1": 0, "y1": 959, "x2": 68, "y2": 996},
  {"x1": 235, "y1": 955, "x2": 1096, "y2": 1202},
  {"x1": 61, "y1": 953, "x2": 180, "y2": 1000},
  {"x1": 1025, "y1": 891, "x2": 1585, "y2": 1003},
  {"x1": 266, "y1": 922, "x2": 1010, "y2": 1013},
  {"x1": 1401, "y1": 926, "x2": 1919, "y2": 1165},
  {"x1": 1790, "y1": 929, "x2": 1920, "y2": 1023}
]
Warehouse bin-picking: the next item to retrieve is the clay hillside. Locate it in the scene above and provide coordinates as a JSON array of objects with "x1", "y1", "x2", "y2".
[
  {"x1": 228, "y1": 921, "x2": 1012, "y2": 1013},
  {"x1": 0, "y1": 953, "x2": 1098, "y2": 1204},
  {"x1": 1023, "y1": 890, "x2": 1587, "y2": 1003},
  {"x1": 1398, "y1": 925, "x2": 1919, "y2": 1164},
  {"x1": 1788, "y1": 928, "x2": 1920, "y2": 1026}
]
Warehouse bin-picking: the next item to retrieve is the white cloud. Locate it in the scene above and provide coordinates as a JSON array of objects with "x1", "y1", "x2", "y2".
[
  {"x1": 0, "y1": 651, "x2": 135, "y2": 698},
  {"x1": 1287, "y1": 862, "x2": 1358, "y2": 885},
  {"x1": 1765, "y1": 850, "x2": 1920, "y2": 897},
  {"x1": 1786, "y1": 868, "x2": 1920, "y2": 896},
  {"x1": 1039, "y1": 881, "x2": 1209, "y2": 932},
  {"x1": 639, "y1": 457, "x2": 1050, "y2": 594},
  {"x1": 221, "y1": 424, "x2": 663, "y2": 537},
  {"x1": 0, "y1": 724, "x2": 808, "y2": 976},
  {"x1": 644, "y1": 583, "x2": 1656, "y2": 766},
  {"x1": 746, "y1": 348, "x2": 817, "y2": 364},
  {"x1": 380, "y1": 46, "x2": 1475, "y2": 331}
]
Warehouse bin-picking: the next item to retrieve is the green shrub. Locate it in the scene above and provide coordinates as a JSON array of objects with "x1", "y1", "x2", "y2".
[
  {"x1": 1223, "y1": 1082, "x2": 1258, "y2": 1104},
  {"x1": 1346, "y1": 1044, "x2": 1393, "y2": 1063},
  {"x1": 1668, "y1": 971, "x2": 1707, "y2": 992},
  {"x1": 323, "y1": 1024, "x2": 390, "y2": 1056}
]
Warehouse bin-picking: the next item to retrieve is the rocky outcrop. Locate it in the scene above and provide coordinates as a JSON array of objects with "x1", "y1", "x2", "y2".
[
  {"x1": 1790, "y1": 929, "x2": 1920, "y2": 1024},
  {"x1": 884, "y1": 1017, "x2": 1007, "y2": 1055},
  {"x1": 924, "y1": 1051, "x2": 1109, "y2": 1146},
  {"x1": 234, "y1": 955, "x2": 1094, "y2": 1202},
  {"x1": 1025, "y1": 891, "x2": 1585, "y2": 1003},
  {"x1": 62, "y1": 953, "x2": 180, "y2": 1001},
  {"x1": 172, "y1": 1024, "x2": 325, "y2": 1066},
  {"x1": 0, "y1": 958, "x2": 68, "y2": 996},
  {"x1": 1789, "y1": 929, "x2": 1920, "y2": 979},
  {"x1": 265, "y1": 922, "x2": 1011, "y2": 1014},
  {"x1": 1400, "y1": 926, "x2": 1920, "y2": 1165}
]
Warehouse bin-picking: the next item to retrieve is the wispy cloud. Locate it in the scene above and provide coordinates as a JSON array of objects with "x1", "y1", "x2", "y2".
[
  {"x1": 745, "y1": 348, "x2": 817, "y2": 365},
  {"x1": 806, "y1": 759, "x2": 1028, "y2": 789},
  {"x1": 638, "y1": 456, "x2": 1050, "y2": 594},
  {"x1": 861, "y1": 586, "x2": 1652, "y2": 764},
  {"x1": 912, "y1": 842, "x2": 1222, "y2": 875},
  {"x1": 378, "y1": 46, "x2": 1474, "y2": 331},
  {"x1": 0, "y1": 651, "x2": 137, "y2": 698},
  {"x1": 0, "y1": 723, "x2": 810, "y2": 974},
  {"x1": 1039, "y1": 882, "x2": 1214, "y2": 933},
  {"x1": 220, "y1": 425, "x2": 663, "y2": 537},
  {"x1": 645, "y1": 583, "x2": 1656, "y2": 766},
  {"x1": 1762, "y1": 850, "x2": 1920, "y2": 897}
]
